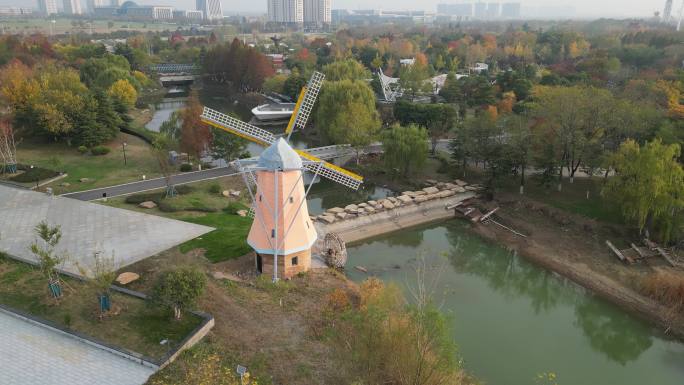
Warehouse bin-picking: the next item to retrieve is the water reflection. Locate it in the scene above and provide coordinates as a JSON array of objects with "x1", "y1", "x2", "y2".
[
  {"x1": 307, "y1": 179, "x2": 393, "y2": 215},
  {"x1": 574, "y1": 297, "x2": 653, "y2": 365},
  {"x1": 345, "y1": 221, "x2": 684, "y2": 385},
  {"x1": 445, "y1": 226, "x2": 569, "y2": 314}
]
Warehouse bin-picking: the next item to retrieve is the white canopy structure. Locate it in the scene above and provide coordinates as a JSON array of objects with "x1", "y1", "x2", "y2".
[{"x1": 377, "y1": 69, "x2": 468, "y2": 102}]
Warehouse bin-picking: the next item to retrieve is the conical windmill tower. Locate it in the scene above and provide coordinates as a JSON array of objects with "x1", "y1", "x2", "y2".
[{"x1": 200, "y1": 71, "x2": 363, "y2": 281}]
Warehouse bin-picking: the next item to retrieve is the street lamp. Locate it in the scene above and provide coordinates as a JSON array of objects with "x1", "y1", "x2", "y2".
[{"x1": 122, "y1": 142, "x2": 128, "y2": 165}]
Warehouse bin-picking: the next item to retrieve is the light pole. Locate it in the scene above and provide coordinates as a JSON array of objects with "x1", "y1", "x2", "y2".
[{"x1": 122, "y1": 142, "x2": 128, "y2": 165}]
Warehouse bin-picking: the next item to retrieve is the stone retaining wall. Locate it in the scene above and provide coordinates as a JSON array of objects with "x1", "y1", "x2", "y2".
[{"x1": 313, "y1": 179, "x2": 480, "y2": 244}]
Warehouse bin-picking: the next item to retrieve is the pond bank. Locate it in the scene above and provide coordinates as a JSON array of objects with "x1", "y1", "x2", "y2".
[
  {"x1": 312, "y1": 180, "x2": 479, "y2": 243},
  {"x1": 471, "y1": 196, "x2": 684, "y2": 340}
]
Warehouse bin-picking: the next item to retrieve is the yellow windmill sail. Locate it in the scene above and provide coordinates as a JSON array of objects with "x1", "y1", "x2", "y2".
[{"x1": 200, "y1": 106, "x2": 364, "y2": 190}]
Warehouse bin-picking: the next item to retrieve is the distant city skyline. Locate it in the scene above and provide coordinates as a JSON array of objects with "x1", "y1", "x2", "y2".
[{"x1": 0, "y1": 0, "x2": 663, "y2": 18}]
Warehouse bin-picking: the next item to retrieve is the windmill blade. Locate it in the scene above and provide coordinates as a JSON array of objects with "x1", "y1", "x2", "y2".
[
  {"x1": 286, "y1": 71, "x2": 325, "y2": 136},
  {"x1": 295, "y1": 149, "x2": 363, "y2": 190},
  {"x1": 201, "y1": 107, "x2": 276, "y2": 147}
]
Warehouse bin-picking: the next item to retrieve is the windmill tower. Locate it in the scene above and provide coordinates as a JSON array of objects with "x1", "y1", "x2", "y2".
[{"x1": 200, "y1": 72, "x2": 363, "y2": 281}]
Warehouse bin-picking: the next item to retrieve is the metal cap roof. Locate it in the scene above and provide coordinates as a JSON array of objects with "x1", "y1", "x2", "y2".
[{"x1": 257, "y1": 137, "x2": 303, "y2": 170}]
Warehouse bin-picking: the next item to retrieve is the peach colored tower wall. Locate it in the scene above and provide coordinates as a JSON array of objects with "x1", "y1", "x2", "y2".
[{"x1": 248, "y1": 169, "x2": 317, "y2": 279}]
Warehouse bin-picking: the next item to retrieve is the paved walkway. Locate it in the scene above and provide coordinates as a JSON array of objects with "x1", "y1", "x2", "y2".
[
  {"x1": 62, "y1": 166, "x2": 239, "y2": 201},
  {"x1": 0, "y1": 309, "x2": 155, "y2": 385},
  {"x1": 0, "y1": 185, "x2": 213, "y2": 276}
]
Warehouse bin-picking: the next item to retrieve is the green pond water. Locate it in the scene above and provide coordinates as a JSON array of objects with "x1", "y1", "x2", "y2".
[{"x1": 344, "y1": 220, "x2": 684, "y2": 385}]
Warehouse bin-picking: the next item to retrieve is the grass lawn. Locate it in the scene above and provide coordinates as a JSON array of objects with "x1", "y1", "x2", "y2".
[
  {"x1": 103, "y1": 176, "x2": 253, "y2": 263},
  {"x1": 0, "y1": 254, "x2": 202, "y2": 360},
  {"x1": 176, "y1": 212, "x2": 252, "y2": 263},
  {"x1": 13, "y1": 132, "x2": 160, "y2": 194}
]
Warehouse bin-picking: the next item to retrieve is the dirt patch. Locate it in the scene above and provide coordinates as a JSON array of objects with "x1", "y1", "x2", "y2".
[
  {"x1": 125, "y1": 247, "x2": 360, "y2": 384},
  {"x1": 469, "y1": 193, "x2": 684, "y2": 338}
]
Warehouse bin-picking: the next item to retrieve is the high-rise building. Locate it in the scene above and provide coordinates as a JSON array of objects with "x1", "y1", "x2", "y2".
[
  {"x1": 663, "y1": 0, "x2": 673, "y2": 21},
  {"x1": 437, "y1": 3, "x2": 474, "y2": 17},
  {"x1": 268, "y1": 0, "x2": 304, "y2": 24},
  {"x1": 86, "y1": 0, "x2": 106, "y2": 14},
  {"x1": 63, "y1": 0, "x2": 82, "y2": 15},
  {"x1": 501, "y1": 2, "x2": 521, "y2": 18},
  {"x1": 474, "y1": 2, "x2": 487, "y2": 18},
  {"x1": 196, "y1": 0, "x2": 223, "y2": 21},
  {"x1": 37, "y1": 0, "x2": 58, "y2": 15},
  {"x1": 486, "y1": 3, "x2": 500, "y2": 18},
  {"x1": 303, "y1": 0, "x2": 331, "y2": 25}
]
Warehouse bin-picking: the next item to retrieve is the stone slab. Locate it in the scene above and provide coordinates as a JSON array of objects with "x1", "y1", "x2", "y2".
[{"x1": 0, "y1": 185, "x2": 213, "y2": 277}]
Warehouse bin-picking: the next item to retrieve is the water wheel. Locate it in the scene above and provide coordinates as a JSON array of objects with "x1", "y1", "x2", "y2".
[{"x1": 324, "y1": 232, "x2": 347, "y2": 268}]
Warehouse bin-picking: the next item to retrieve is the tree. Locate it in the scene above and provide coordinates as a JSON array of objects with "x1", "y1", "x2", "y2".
[
  {"x1": 394, "y1": 102, "x2": 457, "y2": 154},
  {"x1": 152, "y1": 133, "x2": 177, "y2": 197},
  {"x1": 152, "y1": 268, "x2": 207, "y2": 320},
  {"x1": 179, "y1": 92, "x2": 212, "y2": 161},
  {"x1": 530, "y1": 86, "x2": 613, "y2": 189},
  {"x1": 283, "y1": 71, "x2": 307, "y2": 101},
  {"x1": 107, "y1": 79, "x2": 137, "y2": 108},
  {"x1": 262, "y1": 74, "x2": 287, "y2": 94},
  {"x1": 77, "y1": 252, "x2": 118, "y2": 318},
  {"x1": 210, "y1": 129, "x2": 249, "y2": 166},
  {"x1": 316, "y1": 80, "x2": 381, "y2": 163},
  {"x1": 399, "y1": 61, "x2": 431, "y2": 100},
  {"x1": 322, "y1": 59, "x2": 370, "y2": 81},
  {"x1": 30, "y1": 221, "x2": 67, "y2": 300},
  {"x1": 382, "y1": 124, "x2": 429, "y2": 177},
  {"x1": 603, "y1": 139, "x2": 684, "y2": 243},
  {"x1": 328, "y1": 278, "x2": 463, "y2": 385},
  {"x1": 0, "y1": 118, "x2": 17, "y2": 174}
]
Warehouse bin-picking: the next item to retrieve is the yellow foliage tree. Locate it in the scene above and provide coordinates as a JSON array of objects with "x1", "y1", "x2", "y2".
[{"x1": 108, "y1": 79, "x2": 137, "y2": 107}]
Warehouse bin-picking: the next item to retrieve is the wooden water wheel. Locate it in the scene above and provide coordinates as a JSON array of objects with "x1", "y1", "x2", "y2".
[{"x1": 324, "y1": 232, "x2": 347, "y2": 268}]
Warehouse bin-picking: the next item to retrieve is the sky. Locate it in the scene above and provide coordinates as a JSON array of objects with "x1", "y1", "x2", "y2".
[{"x1": 0, "y1": 0, "x2": 664, "y2": 19}]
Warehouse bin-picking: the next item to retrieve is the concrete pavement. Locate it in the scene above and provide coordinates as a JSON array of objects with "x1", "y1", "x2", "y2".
[{"x1": 0, "y1": 309, "x2": 155, "y2": 385}]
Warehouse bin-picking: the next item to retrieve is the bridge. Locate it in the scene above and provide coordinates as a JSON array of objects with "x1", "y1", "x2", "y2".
[{"x1": 150, "y1": 63, "x2": 199, "y2": 86}]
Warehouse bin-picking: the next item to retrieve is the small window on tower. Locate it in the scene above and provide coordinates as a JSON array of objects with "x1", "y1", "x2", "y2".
[
  {"x1": 259, "y1": 195, "x2": 262, "y2": 202},
  {"x1": 306, "y1": 221, "x2": 310, "y2": 229},
  {"x1": 271, "y1": 229, "x2": 275, "y2": 238},
  {"x1": 292, "y1": 256, "x2": 299, "y2": 266},
  {"x1": 290, "y1": 196, "x2": 294, "y2": 203}
]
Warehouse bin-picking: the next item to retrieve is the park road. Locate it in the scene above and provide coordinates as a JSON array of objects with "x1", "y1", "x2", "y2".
[{"x1": 61, "y1": 167, "x2": 239, "y2": 201}]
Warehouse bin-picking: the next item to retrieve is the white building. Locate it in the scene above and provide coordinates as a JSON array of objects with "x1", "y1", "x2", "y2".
[
  {"x1": 268, "y1": 0, "x2": 303, "y2": 24},
  {"x1": 303, "y1": 0, "x2": 331, "y2": 25},
  {"x1": 63, "y1": 0, "x2": 82, "y2": 15},
  {"x1": 196, "y1": 0, "x2": 223, "y2": 20},
  {"x1": 37, "y1": 0, "x2": 58, "y2": 15},
  {"x1": 174, "y1": 9, "x2": 203, "y2": 20},
  {"x1": 125, "y1": 5, "x2": 174, "y2": 19}
]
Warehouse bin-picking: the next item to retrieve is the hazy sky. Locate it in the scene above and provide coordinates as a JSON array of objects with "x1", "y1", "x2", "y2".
[{"x1": 0, "y1": 0, "x2": 663, "y2": 18}]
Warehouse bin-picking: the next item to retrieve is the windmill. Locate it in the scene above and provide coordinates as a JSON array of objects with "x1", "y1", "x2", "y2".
[{"x1": 200, "y1": 71, "x2": 363, "y2": 281}]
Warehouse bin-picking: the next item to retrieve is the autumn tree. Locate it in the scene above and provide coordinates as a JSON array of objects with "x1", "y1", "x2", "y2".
[
  {"x1": 179, "y1": 92, "x2": 212, "y2": 162},
  {"x1": 603, "y1": 139, "x2": 684, "y2": 243},
  {"x1": 316, "y1": 80, "x2": 381, "y2": 163},
  {"x1": 107, "y1": 79, "x2": 137, "y2": 107},
  {"x1": 382, "y1": 124, "x2": 429, "y2": 177}
]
